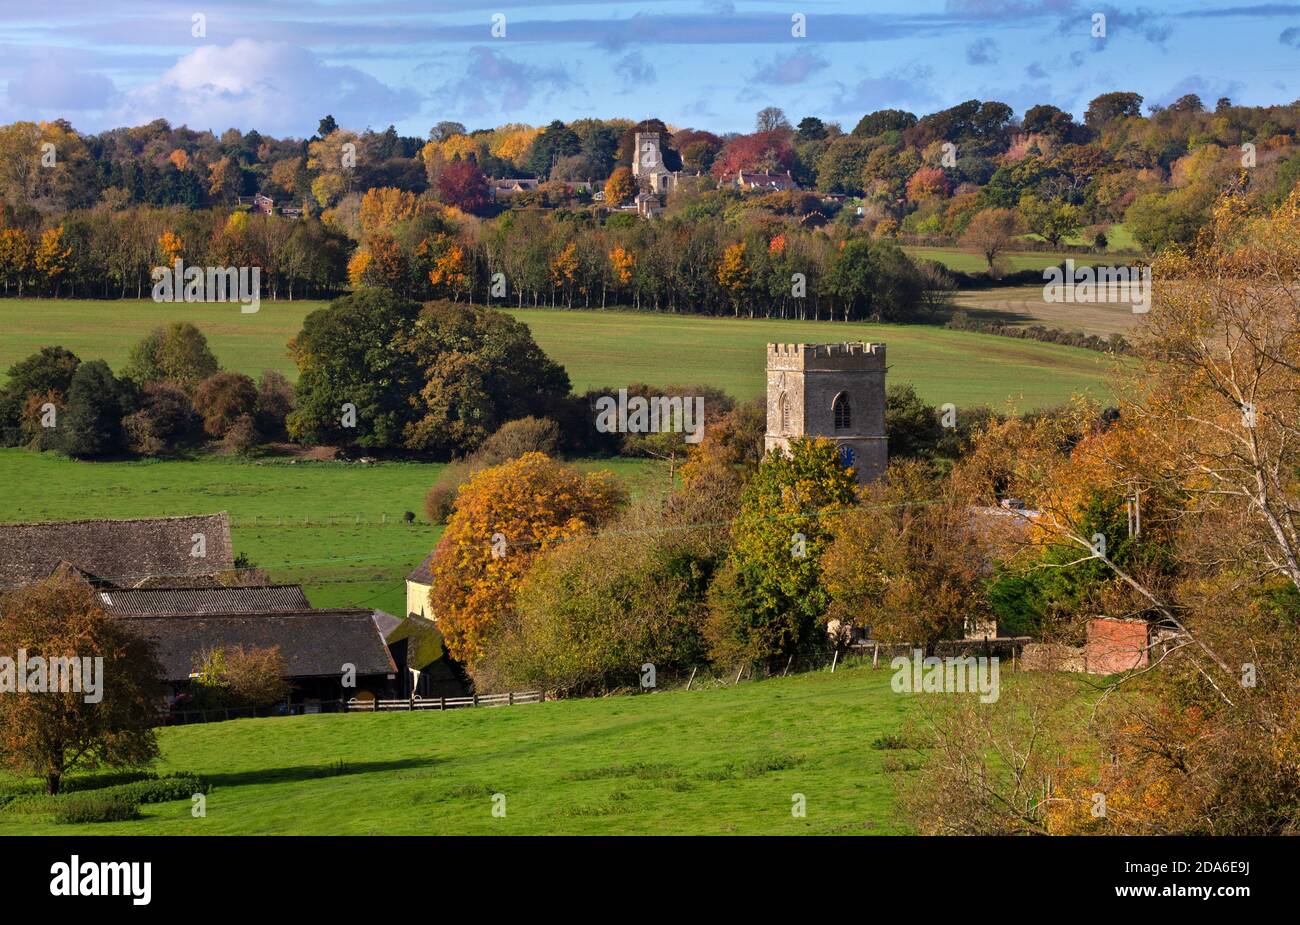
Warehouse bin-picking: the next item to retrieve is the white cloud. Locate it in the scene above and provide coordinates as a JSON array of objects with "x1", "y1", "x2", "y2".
[{"x1": 112, "y1": 39, "x2": 421, "y2": 137}]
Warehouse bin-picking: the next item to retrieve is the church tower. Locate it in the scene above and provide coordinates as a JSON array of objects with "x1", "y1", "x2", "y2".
[
  {"x1": 765, "y1": 343, "x2": 887, "y2": 483},
  {"x1": 632, "y1": 132, "x2": 674, "y2": 195}
]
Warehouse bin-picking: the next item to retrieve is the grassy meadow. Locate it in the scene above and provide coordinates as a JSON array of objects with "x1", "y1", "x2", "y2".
[
  {"x1": 0, "y1": 298, "x2": 1120, "y2": 410},
  {"x1": 0, "y1": 664, "x2": 922, "y2": 835},
  {"x1": 0, "y1": 449, "x2": 665, "y2": 616}
]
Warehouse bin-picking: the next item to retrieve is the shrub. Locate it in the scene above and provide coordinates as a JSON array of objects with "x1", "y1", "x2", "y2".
[
  {"x1": 471, "y1": 416, "x2": 560, "y2": 467},
  {"x1": 123, "y1": 381, "x2": 199, "y2": 455},
  {"x1": 424, "y1": 483, "x2": 458, "y2": 524},
  {"x1": 105, "y1": 773, "x2": 208, "y2": 805},
  {"x1": 222, "y1": 414, "x2": 260, "y2": 455},
  {"x1": 193, "y1": 371, "x2": 258, "y2": 438},
  {"x1": 54, "y1": 794, "x2": 140, "y2": 824},
  {"x1": 253, "y1": 370, "x2": 294, "y2": 440}
]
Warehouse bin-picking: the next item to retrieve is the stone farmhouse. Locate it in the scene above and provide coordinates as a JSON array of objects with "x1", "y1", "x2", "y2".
[{"x1": 0, "y1": 513, "x2": 471, "y2": 711}]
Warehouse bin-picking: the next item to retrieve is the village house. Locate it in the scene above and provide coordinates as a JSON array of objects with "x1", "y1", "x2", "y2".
[
  {"x1": 405, "y1": 552, "x2": 434, "y2": 620},
  {"x1": 722, "y1": 170, "x2": 798, "y2": 192},
  {"x1": 490, "y1": 178, "x2": 541, "y2": 200}
]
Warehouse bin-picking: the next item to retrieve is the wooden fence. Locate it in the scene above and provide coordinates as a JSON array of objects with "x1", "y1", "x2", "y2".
[{"x1": 345, "y1": 691, "x2": 544, "y2": 712}]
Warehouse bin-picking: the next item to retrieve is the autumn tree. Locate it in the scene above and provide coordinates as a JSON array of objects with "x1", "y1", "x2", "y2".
[
  {"x1": 0, "y1": 579, "x2": 163, "y2": 794},
  {"x1": 484, "y1": 478, "x2": 733, "y2": 693},
  {"x1": 429, "y1": 452, "x2": 626, "y2": 666},
  {"x1": 193, "y1": 371, "x2": 258, "y2": 438},
  {"x1": 716, "y1": 241, "x2": 753, "y2": 316},
  {"x1": 191, "y1": 646, "x2": 290, "y2": 710},
  {"x1": 437, "y1": 159, "x2": 492, "y2": 214},
  {"x1": 604, "y1": 167, "x2": 634, "y2": 206},
  {"x1": 823, "y1": 460, "x2": 991, "y2": 646},
  {"x1": 705, "y1": 437, "x2": 858, "y2": 667},
  {"x1": 960, "y1": 207, "x2": 1020, "y2": 272}
]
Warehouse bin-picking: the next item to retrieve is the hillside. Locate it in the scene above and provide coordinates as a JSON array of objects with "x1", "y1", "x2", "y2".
[
  {"x1": 2, "y1": 665, "x2": 918, "y2": 836},
  {"x1": 0, "y1": 299, "x2": 1121, "y2": 410}
]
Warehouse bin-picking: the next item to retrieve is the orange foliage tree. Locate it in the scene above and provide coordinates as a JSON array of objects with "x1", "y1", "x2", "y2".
[{"x1": 428, "y1": 452, "x2": 626, "y2": 667}]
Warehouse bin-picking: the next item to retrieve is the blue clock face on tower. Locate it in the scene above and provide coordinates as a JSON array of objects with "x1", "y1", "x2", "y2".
[{"x1": 837, "y1": 444, "x2": 856, "y2": 468}]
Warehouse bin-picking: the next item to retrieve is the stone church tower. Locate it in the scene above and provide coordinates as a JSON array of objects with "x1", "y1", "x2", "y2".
[
  {"x1": 765, "y1": 343, "x2": 887, "y2": 483},
  {"x1": 632, "y1": 132, "x2": 674, "y2": 195}
]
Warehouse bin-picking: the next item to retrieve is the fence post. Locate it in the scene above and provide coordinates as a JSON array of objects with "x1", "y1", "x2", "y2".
[
  {"x1": 686, "y1": 667, "x2": 697, "y2": 690},
  {"x1": 473, "y1": 693, "x2": 479, "y2": 707},
  {"x1": 440, "y1": 696, "x2": 446, "y2": 711},
  {"x1": 509, "y1": 692, "x2": 514, "y2": 705}
]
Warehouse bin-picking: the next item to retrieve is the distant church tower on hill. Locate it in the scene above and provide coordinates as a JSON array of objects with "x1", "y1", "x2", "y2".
[
  {"x1": 632, "y1": 132, "x2": 675, "y2": 195},
  {"x1": 765, "y1": 343, "x2": 888, "y2": 483}
]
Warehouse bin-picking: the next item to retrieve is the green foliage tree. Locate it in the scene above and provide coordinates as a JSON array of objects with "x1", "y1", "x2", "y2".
[
  {"x1": 0, "y1": 346, "x2": 80, "y2": 445},
  {"x1": 286, "y1": 288, "x2": 423, "y2": 448},
  {"x1": 1125, "y1": 185, "x2": 1216, "y2": 253},
  {"x1": 60, "y1": 359, "x2": 127, "y2": 458},
  {"x1": 705, "y1": 437, "x2": 858, "y2": 667},
  {"x1": 122, "y1": 322, "x2": 219, "y2": 390},
  {"x1": 402, "y1": 301, "x2": 571, "y2": 456},
  {"x1": 486, "y1": 482, "x2": 732, "y2": 693}
]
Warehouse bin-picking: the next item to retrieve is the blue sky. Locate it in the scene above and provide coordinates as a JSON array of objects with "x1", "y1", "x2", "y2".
[{"x1": 0, "y1": 1, "x2": 1297, "y2": 138}]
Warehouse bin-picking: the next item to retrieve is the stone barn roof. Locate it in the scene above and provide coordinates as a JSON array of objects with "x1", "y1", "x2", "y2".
[
  {"x1": 96, "y1": 584, "x2": 310, "y2": 617},
  {"x1": 122, "y1": 609, "x2": 398, "y2": 682},
  {"x1": 0, "y1": 513, "x2": 234, "y2": 589},
  {"x1": 406, "y1": 552, "x2": 435, "y2": 585}
]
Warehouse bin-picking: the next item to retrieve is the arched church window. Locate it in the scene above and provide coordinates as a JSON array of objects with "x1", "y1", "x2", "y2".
[
  {"x1": 832, "y1": 392, "x2": 851, "y2": 431},
  {"x1": 779, "y1": 392, "x2": 791, "y2": 434}
]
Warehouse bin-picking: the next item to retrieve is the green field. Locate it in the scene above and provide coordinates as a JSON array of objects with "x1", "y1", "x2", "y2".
[
  {"x1": 1, "y1": 664, "x2": 918, "y2": 835},
  {"x1": 0, "y1": 298, "x2": 1119, "y2": 410},
  {"x1": 0, "y1": 449, "x2": 664, "y2": 616},
  {"x1": 903, "y1": 245, "x2": 1105, "y2": 275}
]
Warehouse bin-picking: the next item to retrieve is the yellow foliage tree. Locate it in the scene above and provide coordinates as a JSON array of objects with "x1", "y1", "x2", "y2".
[
  {"x1": 607, "y1": 245, "x2": 633, "y2": 287},
  {"x1": 359, "y1": 187, "x2": 428, "y2": 234},
  {"x1": 441, "y1": 134, "x2": 478, "y2": 163},
  {"x1": 0, "y1": 227, "x2": 34, "y2": 296},
  {"x1": 716, "y1": 241, "x2": 751, "y2": 315},
  {"x1": 33, "y1": 227, "x2": 71, "y2": 295},
  {"x1": 157, "y1": 230, "x2": 183, "y2": 265},
  {"x1": 492, "y1": 126, "x2": 540, "y2": 168}
]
